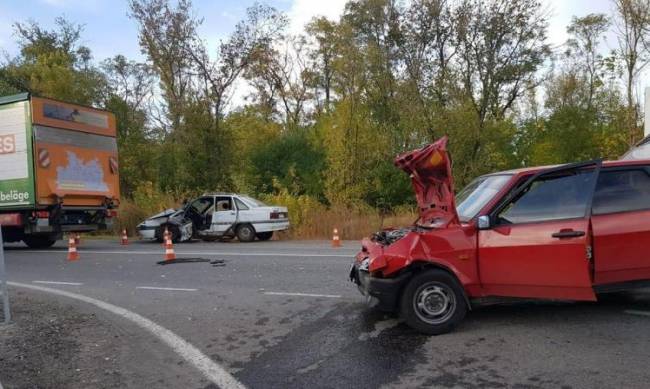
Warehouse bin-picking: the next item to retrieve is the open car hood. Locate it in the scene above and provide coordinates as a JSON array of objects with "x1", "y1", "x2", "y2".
[{"x1": 394, "y1": 136, "x2": 459, "y2": 228}]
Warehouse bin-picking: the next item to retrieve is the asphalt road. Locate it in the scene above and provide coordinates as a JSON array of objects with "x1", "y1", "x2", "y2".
[{"x1": 3, "y1": 238, "x2": 650, "y2": 388}]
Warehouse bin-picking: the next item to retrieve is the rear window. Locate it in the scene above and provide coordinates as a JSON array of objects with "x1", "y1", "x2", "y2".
[{"x1": 593, "y1": 169, "x2": 650, "y2": 215}]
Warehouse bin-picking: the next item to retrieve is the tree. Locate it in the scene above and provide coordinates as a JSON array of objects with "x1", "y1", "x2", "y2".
[
  {"x1": 566, "y1": 14, "x2": 610, "y2": 110},
  {"x1": 613, "y1": 0, "x2": 650, "y2": 145},
  {"x1": 1, "y1": 17, "x2": 105, "y2": 105}
]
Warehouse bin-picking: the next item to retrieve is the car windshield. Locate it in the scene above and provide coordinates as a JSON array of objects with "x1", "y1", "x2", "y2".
[
  {"x1": 241, "y1": 196, "x2": 268, "y2": 207},
  {"x1": 456, "y1": 174, "x2": 511, "y2": 222}
]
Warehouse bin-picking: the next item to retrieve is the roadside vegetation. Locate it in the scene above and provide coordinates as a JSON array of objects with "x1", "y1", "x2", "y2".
[{"x1": 1, "y1": 0, "x2": 649, "y2": 238}]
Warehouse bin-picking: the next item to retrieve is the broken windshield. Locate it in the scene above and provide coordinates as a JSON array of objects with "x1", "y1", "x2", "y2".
[{"x1": 456, "y1": 174, "x2": 511, "y2": 222}]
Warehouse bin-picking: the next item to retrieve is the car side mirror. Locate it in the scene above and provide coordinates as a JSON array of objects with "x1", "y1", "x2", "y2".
[{"x1": 477, "y1": 215, "x2": 491, "y2": 230}]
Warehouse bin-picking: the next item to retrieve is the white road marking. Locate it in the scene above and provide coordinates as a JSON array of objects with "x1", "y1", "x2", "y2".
[
  {"x1": 8, "y1": 281, "x2": 245, "y2": 389},
  {"x1": 136, "y1": 286, "x2": 198, "y2": 292},
  {"x1": 33, "y1": 280, "x2": 83, "y2": 286},
  {"x1": 16, "y1": 250, "x2": 353, "y2": 258},
  {"x1": 263, "y1": 291, "x2": 342, "y2": 298},
  {"x1": 624, "y1": 309, "x2": 650, "y2": 317}
]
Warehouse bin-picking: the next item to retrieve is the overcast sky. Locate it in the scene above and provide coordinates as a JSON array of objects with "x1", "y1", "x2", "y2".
[{"x1": 0, "y1": 0, "x2": 643, "y2": 96}]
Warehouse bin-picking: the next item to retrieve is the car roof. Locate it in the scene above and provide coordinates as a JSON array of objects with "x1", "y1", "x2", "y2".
[{"x1": 481, "y1": 159, "x2": 650, "y2": 178}]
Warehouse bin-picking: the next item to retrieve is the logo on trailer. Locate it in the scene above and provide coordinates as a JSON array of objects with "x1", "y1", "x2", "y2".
[
  {"x1": 38, "y1": 148, "x2": 50, "y2": 168},
  {"x1": 0, "y1": 134, "x2": 15, "y2": 154}
]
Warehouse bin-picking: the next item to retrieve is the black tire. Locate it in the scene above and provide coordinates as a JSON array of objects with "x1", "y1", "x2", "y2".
[
  {"x1": 399, "y1": 269, "x2": 467, "y2": 335},
  {"x1": 23, "y1": 235, "x2": 57, "y2": 249},
  {"x1": 236, "y1": 224, "x2": 256, "y2": 242},
  {"x1": 256, "y1": 231, "x2": 273, "y2": 241}
]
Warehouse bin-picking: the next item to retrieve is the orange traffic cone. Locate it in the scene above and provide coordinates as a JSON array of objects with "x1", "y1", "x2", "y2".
[
  {"x1": 164, "y1": 235, "x2": 176, "y2": 261},
  {"x1": 74, "y1": 233, "x2": 81, "y2": 246},
  {"x1": 67, "y1": 236, "x2": 79, "y2": 261},
  {"x1": 121, "y1": 229, "x2": 129, "y2": 245},
  {"x1": 162, "y1": 227, "x2": 169, "y2": 247},
  {"x1": 332, "y1": 228, "x2": 341, "y2": 247}
]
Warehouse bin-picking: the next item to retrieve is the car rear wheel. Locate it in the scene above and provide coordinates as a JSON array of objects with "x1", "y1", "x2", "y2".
[
  {"x1": 400, "y1": 269, "x2": 467, "y2": 335},
  {"x1": 256, "y1": 231, "x2": 273, "y2": 241},
  {"x1": 23, "y1": 235, "x2": 57, "y2": 249},
  {"x1": 236, "y1": 224, "x2": 256, "y2": 242}
]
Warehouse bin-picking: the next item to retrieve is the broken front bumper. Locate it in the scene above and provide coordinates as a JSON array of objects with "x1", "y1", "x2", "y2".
[{"x1": 349, "y1": 258, "x2": 410, "y2": 312}]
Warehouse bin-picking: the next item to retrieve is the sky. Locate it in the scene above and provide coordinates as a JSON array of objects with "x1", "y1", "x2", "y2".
[{"x1": 0, "y1": 0, "x2": 645, "y2": 105}]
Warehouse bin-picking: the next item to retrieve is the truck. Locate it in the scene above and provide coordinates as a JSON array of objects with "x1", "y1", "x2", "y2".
[
  {"x1": 350, "y1": 136, "x2": 650, "y2": 334},
  {"x1": 0, "y1": 93, "x2": 119, "y2": 248}
]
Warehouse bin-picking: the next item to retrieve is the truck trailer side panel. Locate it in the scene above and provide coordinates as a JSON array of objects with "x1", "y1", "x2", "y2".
[{"x1": 0, "y1": 95, "x2": 35, "y2": 208}]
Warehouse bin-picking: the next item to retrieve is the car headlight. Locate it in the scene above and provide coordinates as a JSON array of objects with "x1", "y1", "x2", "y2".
[{"x1": 359, "y1": 257, "x2": 370, "y2": 272}]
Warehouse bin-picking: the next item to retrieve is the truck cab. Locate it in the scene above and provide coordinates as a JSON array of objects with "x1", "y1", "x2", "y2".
[{"x1": 350, "y1": 137, "x2": 650, "y2": 334}]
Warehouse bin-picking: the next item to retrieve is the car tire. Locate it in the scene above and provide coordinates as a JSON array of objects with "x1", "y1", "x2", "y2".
[
  {"x1": 399, "y1": 269, "x2": 467, "y2": 335},
  {"x1": 236, "y1": 224, "x2": 256, "y2": 242},
  {"x1": 256, "y1": 231, "x2": 273, "y2": 241},
  {"x1": 23, "y1": 235, "x2": 57, "y2": 249}
]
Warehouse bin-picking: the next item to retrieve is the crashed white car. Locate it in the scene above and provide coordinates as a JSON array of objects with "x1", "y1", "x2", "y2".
[{"x1": 137, "y1": 193, "x2": 289, "y2": 242}]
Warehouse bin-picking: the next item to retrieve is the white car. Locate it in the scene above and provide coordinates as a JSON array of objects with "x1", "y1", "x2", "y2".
[{"x1": 137, "y1": 193, "x2": 289, "y2": 242}]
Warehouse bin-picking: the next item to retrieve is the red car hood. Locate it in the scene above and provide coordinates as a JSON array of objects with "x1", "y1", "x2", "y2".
[{"x1": 394, "y1": 136, "x2": 459, "y2": 228}]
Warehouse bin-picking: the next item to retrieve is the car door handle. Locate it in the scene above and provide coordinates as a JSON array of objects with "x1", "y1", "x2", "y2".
[{"x1": 551, "y1": 230, "x2": 585, "y2": 238}]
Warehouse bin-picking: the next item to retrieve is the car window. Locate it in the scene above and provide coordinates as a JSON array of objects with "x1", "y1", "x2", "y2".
[
  {"x1": 234, "y1": 198, "x2": 249, "y2": 210},
  {"x1": 189, "y1": 197, "x2": 213, "y2": 214},
  {"x1": 215, "y1": 197, "x2": 232, "y2": 212},
  {"x1": 241, "y1": 196, "x2": 267, "y2": 207},
  {"x1": 497, "y1": 170, "x2": 594, "y2": 224},
  {"x1": 593, "y1": 169, "x2": 650, "y2": 215}
]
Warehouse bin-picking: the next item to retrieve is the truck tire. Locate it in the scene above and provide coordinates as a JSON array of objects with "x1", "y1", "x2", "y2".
[
  {"x1": 236, "y1": 224, "x2": 256, "y2": 242},
  {"x1": 399, "y1": 269, "x2": 467, "y2": 335},
  {"x1": 23, "y1": 235, "x2": 57, "y2": 249},
  {"x1": 256, "y1": 231, "x2": 273, "y2": 241}
]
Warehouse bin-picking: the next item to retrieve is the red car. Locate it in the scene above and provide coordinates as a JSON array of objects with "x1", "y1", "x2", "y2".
[{"x1": 350, "y1": 136, "x2": 650, "y2": 334}]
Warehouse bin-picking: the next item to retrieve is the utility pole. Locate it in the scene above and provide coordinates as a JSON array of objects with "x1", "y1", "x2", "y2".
[{"x1": 0, "y1": 226, "x2": 10, "y2": 324}]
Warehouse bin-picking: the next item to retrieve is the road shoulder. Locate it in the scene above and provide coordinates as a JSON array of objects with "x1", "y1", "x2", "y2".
[{"x1": 0, "y1": 288, "x2": 209, "y2": 388}]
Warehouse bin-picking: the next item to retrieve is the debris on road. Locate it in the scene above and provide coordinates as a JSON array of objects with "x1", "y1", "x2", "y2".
[{"x1": 156, "y1": 257, "x2": 212, "y2": 265}]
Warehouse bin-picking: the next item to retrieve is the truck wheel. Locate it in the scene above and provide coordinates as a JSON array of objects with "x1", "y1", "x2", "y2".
[
  {"x1": 236, "y1": 224, "x2": 256, "y2": 242},
  {"x1": 256, "y1": 231, "x2": 273, "y2": 241},
  {"x1": 23, "y1": 235, "x2": 57, "y2": 249},
  {"x1": 399, "y1": 269, "x2": 467, "y2": 335}
]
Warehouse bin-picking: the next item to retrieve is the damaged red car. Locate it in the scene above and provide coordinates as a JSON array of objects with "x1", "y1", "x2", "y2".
[{"x1": 350, "y1": 136, "x2": 650, "y2": 334}]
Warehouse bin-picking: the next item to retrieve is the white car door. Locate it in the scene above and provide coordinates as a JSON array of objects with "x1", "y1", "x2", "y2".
[{"x1": 211, "y1": 196, "x2": 237, "y2": 234}]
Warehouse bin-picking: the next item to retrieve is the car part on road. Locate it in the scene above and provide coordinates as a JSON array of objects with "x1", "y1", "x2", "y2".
[
  {"x1": 156, "y1": 257, "x2": 212, "y2": 265},
  {"x1": 236, "y1": 224, "x2": 256, "y2": 242}
]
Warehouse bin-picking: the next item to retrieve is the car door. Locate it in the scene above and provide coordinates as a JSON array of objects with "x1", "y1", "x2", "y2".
[
  {"x1": 478, "y1": 161, "x2": 601, "y2": 301},
  {"x1": 591, "y1": 166, "x2": 650, "y2": 285},
  {"x1": 211, "y1": 196, "x2": 237, "y2": 234}
]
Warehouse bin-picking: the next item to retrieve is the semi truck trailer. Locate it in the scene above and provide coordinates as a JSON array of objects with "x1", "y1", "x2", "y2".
[{"x1": 0, "y1": 93, "x2": 119, "y2": 248}]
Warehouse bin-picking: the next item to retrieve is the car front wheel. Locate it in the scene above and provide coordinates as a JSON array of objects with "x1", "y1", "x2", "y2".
[{"x1": 400, "y1": 269, "x2": 467, "y2": 335}]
